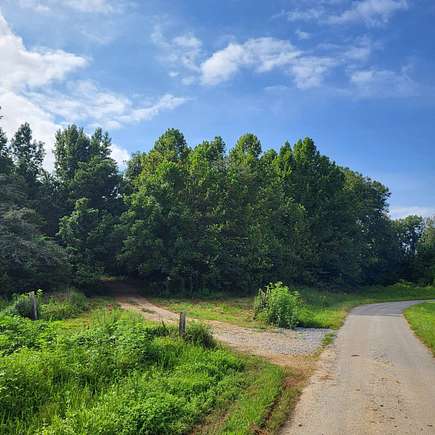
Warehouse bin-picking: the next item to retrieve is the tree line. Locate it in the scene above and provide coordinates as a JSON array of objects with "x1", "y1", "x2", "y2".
[{"x1": 0, "y1": 117, "x2": 433, "y2": 295}]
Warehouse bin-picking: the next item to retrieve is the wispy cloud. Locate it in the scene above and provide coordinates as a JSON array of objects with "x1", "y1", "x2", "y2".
[
  {"x1": 295, "y1": 29, "x2": 311, "y2": 40},
  {"x1": 0, "y1": 14, "x2": 87, "y2": 91},
  {"x1": 200, "y1": 38, "x2": 301, "y2": 85},
  {"x1": 327, "y1": 0, "x2": 408, "y2": 26},
  {"x1": 17, "y1": 0, "x2": 126, "y2": 14},
  {"x1": 348, "y1": 67, "x2": 420, "y2": 98},
  {"x1": 151, "y1": 23, "x2": 202, "y2": 82},
  {"x1": 0, "y1": 11, "x2": 187, "y2": 169},
  {"x1": 27, "y1": 81, "x2": 188, "y2": 129},
  {"x1": 390, "y1": 206, "x2": 435, "y2": 219},
  {"x1": 281, "y1": 0, "x2": 408, "y2": 27}
]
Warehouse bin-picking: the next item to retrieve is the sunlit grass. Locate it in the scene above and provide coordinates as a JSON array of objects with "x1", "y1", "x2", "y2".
[
  {"x1": 151, "y1": 283, "x2": 435, "y2": 330},
  {"x1": 404, "y1": 302, "x2": 435, "y2": 355}
]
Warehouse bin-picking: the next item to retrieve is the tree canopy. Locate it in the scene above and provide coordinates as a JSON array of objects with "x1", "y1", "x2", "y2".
[{"x1": 0, "y1": 117, "x2": 433, "y2": 295}]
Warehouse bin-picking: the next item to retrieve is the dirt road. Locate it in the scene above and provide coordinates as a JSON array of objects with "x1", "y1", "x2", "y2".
[
  {"x1": 281, "y1": 300, "x2": 435, "y2": 435},
  {"x1": 115, "y1": 291, "x2": 330, "y2": 364}
]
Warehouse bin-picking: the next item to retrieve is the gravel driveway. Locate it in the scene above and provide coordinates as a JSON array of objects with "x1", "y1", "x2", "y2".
[{"x1": 116, "y1": 294, "x2": 331, "y2": 362}]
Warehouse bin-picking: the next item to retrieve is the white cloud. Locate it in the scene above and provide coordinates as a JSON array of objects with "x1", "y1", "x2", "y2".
[
  {"x1": 26, "y1": 80, "x2": 188, "y2": 128},
  {"x1": 0, "y1": 91, "x2": 59, "y2": 169},
  {"x1": 111, "y1": 144, "x2": 130, "y2": 168},
  {"x1": 200, "y1": 38, "x2": 301, "y2": 86},
  {"x1": 0, "y1": 12, "x2": 187, "y2": 169},
  {"x1": 290, "y1": 56, "x2": 336, "y2": 89},
  {"x1": 17, "y1": 0, "x2": 121, "y2": 14},
  {"x1": 349, "y1": 67, "x2": 420, "y2": 97},
  {"x1": 151, "y1": 25, "x2": 202, "y2": 82},
  {"x1": 328, "y1": 0, "x2": 408, "y2": 26},
  {"x1": 200, "y1": 37, "x2": 336, "y2": 90},
  {"x1": 390, "y1": 206, "x2": 435, "y2": 219},
  {"x1": 281, "y1": 0, "x2": 408, "y2": 27},
  {"x1": 0, "y1": 14, "x2": 87, "y2": 91},
  {"x1": 286, "y1": 7, "x2": 325, "y2": 22},
  {"x1": 295, "y1": 29, "x2": 311, "y2": 40}
]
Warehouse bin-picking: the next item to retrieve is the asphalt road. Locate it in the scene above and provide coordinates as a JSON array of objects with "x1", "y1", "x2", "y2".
[{"x1": 282, "y1": 300, "x2": 435, "y2": 435}]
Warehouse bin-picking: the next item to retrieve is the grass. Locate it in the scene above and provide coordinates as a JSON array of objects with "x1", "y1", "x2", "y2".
[
  {"x1": 404, "y1": 302, "x2": 435, "y2": 356},
  {"x1": 196, "y1": 354, "x2": 312, "y2": 435},
  {"x1": 150, "y1": 282, "x2": 435, "y2": 330},
  {"x1": 0, "y1": 301, "x2": 304, "y2": 434}
]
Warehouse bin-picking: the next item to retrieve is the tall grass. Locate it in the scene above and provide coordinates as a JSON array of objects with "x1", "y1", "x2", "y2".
[
  {"x1": 0, "y1": 308, "x2": 246, "y2": 434},
  {"x1": 404, "y1": 302, "x2": 435, "y2": 355}
]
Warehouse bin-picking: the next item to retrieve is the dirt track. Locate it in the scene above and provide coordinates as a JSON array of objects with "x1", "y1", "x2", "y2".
[
  {"x1": 281, "y1": 301, "x2": 435, "y2": 435},
  {"x1": 115, "y1": 292, "x2": 330, "y2": 364}
]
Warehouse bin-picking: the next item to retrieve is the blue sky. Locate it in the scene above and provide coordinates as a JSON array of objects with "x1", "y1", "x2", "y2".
[{"x1": 0, "y1": 0, "x2": 434, "y2": 218}]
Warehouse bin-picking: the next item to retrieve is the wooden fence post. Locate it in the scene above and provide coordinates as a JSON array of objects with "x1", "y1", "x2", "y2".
[
  {"x1": 179, "y1": 312, "x2": 186, "y2": 336},
  {"x1": 29, "y1": 291, "x2": 38, "y2": 320}
]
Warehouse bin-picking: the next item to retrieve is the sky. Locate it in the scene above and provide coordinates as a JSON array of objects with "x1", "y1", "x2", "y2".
[{"x1": 0, "y1": 0, "x2": 434, "y2": 218}]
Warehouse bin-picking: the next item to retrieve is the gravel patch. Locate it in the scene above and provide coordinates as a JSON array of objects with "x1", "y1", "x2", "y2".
[
  {"x1": 116, "y1": 294, "x2": 331, "y2": 360},
  {"x1": 211, "y1": 322, "x2": 332, "y2": 357}
]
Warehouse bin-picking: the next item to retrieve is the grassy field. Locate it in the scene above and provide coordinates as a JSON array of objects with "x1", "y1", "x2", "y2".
[
  {"x1": 150, "y1": 283, "x2": 435, "y2": 329},
  {"x1": 0, "y1": 295, "x2": 302, "y2": 435},
  {"x1": 404, "y1": 302, "x2": 435, "y2": 356}
]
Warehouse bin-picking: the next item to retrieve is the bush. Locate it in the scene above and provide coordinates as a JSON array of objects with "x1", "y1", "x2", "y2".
[
  {"x1": 0, "y1": 311, "x2": 244, "y2": 434},
  {"x1": 183, "y1": 322, "x2": 215, "y2": 348},
  {"x1": 3, "y1": 291, "x2": 43, "y2": 319},
  {"x1": 40, "y1": 290, "x2": 88, "y2": 321},
  {"x1": 254, "y1": 282, "x2": 302, "y2": 328}
]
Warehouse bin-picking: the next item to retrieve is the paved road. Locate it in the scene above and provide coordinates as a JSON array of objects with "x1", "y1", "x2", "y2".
[{"x1": 282, "y1": 301, "x2": 435, "y2": 435}]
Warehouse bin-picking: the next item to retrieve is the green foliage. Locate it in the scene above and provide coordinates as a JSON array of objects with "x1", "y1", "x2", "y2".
[
  {"x1": 40, "y1": 290, "x2": 89, "y2": 320},
  {"x1": 0, "y1": 310, "x2": 246, "y2": 434},
  {"x1": 1, "y1": 116, "x2": 433, "y2": 295},
  {"x1": 3, "y1": 290, "x2": 43, "y2": 319},
  {"x1": 404, "y1": 302, "x2": 435, "y2": 355},
  {"x1": 254, "y1": 282, "x2": 302, "y2": 328},
  {"x1": 183, "y1": 322, "x2": 216, "y2": 348},
  {"x1": 216, "y1": 360, "x2": 285, "y2": 434},
  {"x1": 0, "y1": 314, "x2": 57, "y2": 357},
  {"x1": 58, "y1": 198, "x2": 122, "y2": 287},
  {"x1": 413, "y1": 217, "x2": 435, "y2": 285}
]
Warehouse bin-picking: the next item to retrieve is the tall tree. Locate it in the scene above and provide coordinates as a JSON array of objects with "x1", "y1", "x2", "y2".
[{"x1": 10, "y1": 123, "x2": 45, "y2": 196}]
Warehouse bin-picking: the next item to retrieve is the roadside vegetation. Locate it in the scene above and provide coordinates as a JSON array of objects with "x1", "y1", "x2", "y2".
[
  {"x1": 151, "y1": 282, "x2": 435, "y2": 330},
  {"x1": 1, "y1": 113, "x2": 435, "y2": 434},
  {"x1": 404, "y1": 302, "x2": 435, "y2": 355},
  {"x1": 0, "y1": 294, "x2": 302, "y2": 435}
]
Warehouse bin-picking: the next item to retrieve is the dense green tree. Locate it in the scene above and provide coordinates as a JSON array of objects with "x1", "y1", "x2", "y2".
[
  {"x1": 119, "y1": 129, "x2": 193, "y2": 291},
  {"x1": 0, "y1": 121, "x2": 70, "y2": 294},
  {"x1": 1, "y1": 114, "x2": 432, "y2": 294},
  {"x1": 0, "y1": 127, "x2": 13, "y2": 174},
  {"x1": 413, "y1": 217, "x2": 435, "y2": 284},
  {"x1": 54, "y1": 126, "x2": 122, "y2": 213},
  {"x1": 58, "y1": 198, "x2": 121, "y2": 287},
  {"x1": 0, "y1": 206, "x2": 70, "y2": 295},
  {"x1": 10, "y1": 123, "x2": 45, "y2": 186}
]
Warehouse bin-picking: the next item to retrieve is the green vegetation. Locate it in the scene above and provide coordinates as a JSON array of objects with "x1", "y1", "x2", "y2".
[
  {"x1": 0, "y1": 303, "x2": 301, "y2": 435},
  {"x1": 207, "y1": 361, "x2": 286, "y2": 434},
  {"x1": 1, "y1": 290, "x2": 89, "y2": 321},
  {"x1": 153, "y1": 283, "x2": 435, "y2": 330},
  {"x1": 254, "y1": 282, "x2": 302, "y2": 328},
  {"x1": 1, "y1": 113, "x2": 434, "y2": 297},
  {"x1": 404, "y1": 302, "x2": 435, "y2": 355}
]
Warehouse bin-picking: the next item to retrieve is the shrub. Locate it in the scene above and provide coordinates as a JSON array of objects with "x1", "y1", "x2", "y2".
[
  {"x1": 3, "y1": 291, "x2": 43, "y2": 319},
  {"x1": 254, "y1": 282, "x2": 302, "y2": 328},
  {"x1": 183, "y1": 322, "x2": 216, "y2": 348},
  {"x1": 40, "y1": 290, "x2": 88, "y2": 321},
  {"x1": 0, "y1": 311, "x2": 244, "y2": 434}
]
